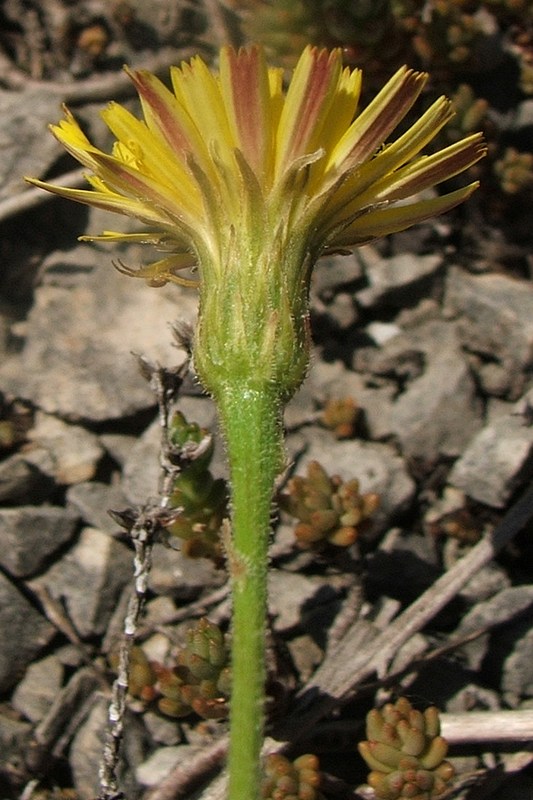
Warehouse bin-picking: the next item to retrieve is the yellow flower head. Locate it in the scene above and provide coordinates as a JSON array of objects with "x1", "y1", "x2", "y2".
[{"x1": 28, "y1": 46, "x2": 485, "y2": 397}]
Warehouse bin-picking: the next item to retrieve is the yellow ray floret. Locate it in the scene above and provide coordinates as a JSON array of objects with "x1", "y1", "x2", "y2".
[{"x1": 26, "y1": 44, "x2": 486, "y2": 288}]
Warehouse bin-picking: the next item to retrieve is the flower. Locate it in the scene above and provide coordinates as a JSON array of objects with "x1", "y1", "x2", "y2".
[{"x1": 27, "y1": 45, "x2": 485, "y2": 398}]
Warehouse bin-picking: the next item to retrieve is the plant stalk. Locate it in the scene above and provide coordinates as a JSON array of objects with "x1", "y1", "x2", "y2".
[{"x1": 215, "y1": 383, "x2": 283, "y2": 800}]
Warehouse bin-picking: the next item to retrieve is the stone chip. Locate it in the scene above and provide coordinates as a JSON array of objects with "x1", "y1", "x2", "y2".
[
  {"x1": 0, "y1": 505, "x2": 79, "y2": 577},
  {"x1": 0, "y1": 572, "x2": 55, "y2": 693}
]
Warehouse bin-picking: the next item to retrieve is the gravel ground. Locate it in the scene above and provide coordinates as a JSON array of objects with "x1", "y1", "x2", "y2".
[{"x1": 1, "y1": 3, "x2": 533, "y2": 799}]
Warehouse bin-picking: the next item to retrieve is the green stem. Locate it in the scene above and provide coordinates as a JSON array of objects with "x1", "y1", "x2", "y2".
[{"x1": 215, "y1": 382, "x2": 283, "y2": 800}]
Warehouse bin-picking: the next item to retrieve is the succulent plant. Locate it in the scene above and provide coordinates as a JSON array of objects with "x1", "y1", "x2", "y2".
[
  {"x1": 280, "y1": 460, "x2": 380, "y2": 548},
  {"x1": 412, "y1": 1, "x2": 483, "y2": 68},
  {"x1": 236, "y1": 0, "x2": 410, "y2": 74},
  {"x1": 519, "y1": 55, "x2": 533, "y2": 94},
  {"x1": 447, "y1": 84, "x2": 489, "y2": 140},
  {"x1": 261, "y1": 753, "x2": 323, "y2": 800},
  {"x1": 238, "y1": 0, "x2": 323, "y2": 66},
  {"x1": 494, "y1": 147, "x2": 533, "y2": 194},
  {"x1": 358, "y1": 697, "x2": 455, "y2": 800},
  {"x1": 113, "y1": 620, "x2": 231, "y2": 720},
  {"x1": 320, "y1": 397, "x2": 359, "y2": 439},
  {"x1": 28, "y1": 789, "x2": 80, "y2": 800},
  {"x1": 126, "y1": 645, "x2": 158, "y2": 702},
  {"x1": 165, "y1": 411, "x2": 228, "y2": 561},
  {"x1": 321, "y1": 0, "x2": 394, "y2": 47},
  {"x1": 0, "y1": 398, "x2": 32, "y2": 451},
  {"x1": 156, "y1": 618, "x2": 231, "y2": 720},
  {"x1": 483, "y1": 0, "x2": 533, "y2": 15}
]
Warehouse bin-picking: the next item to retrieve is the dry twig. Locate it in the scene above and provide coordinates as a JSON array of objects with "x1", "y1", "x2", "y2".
[
  {"x1": 0, "y1": 169, "x2": 86, "y2": 224},
  {"x1": 441, "y1": 709, "x2": 533, "y2": 745},
  {"x1": 98, "y1": 360, "x2": 188, "y2": 800},
  {"x1": 0, "y1": 47, "x2": 199, "y2": 97}
]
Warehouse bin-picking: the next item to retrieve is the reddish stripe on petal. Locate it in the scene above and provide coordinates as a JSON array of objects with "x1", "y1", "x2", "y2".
[
  {"x1": 89, "y1": 151, "x2": 192, "y2": 221},
  {"x1": 332, "y1": 68, "x2": 427, "y2": 172},
  {"x1": 276, "y1": 47, "x2": 342, "y2": 176},
  {"x1": 221, "y1": 46, "x2": 270, "y2": 176},
  {"x1": 126, "y1": 68, "x2": 193, "y2": 156},
  {"x1": 379, "y1": 134, "x2": 487, "y2": 201},
  {"x1": 335, "y1": 183, "x2": 480, "y2": 245}
]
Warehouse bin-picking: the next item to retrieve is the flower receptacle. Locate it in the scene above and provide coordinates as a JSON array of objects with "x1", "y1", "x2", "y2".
[{"x1": 193, "y1": 240, "x2": 312, "y2": 404}]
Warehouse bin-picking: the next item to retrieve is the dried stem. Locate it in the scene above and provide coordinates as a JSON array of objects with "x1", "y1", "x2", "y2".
[
  {"x1": 0, "y1": 168, "x2": 86, "y2": 224},
  {"x1": 98, "y1": 506, "x2": 157, "y2": 800},
  {"x1": 441, "y1": 710, "x2": 533, "y2": 745},
  {"x1": 98, "y1": 360, "x2": 187, "y2": 800}
]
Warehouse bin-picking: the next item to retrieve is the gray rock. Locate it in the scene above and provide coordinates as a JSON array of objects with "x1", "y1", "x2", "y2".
[
  {"x1": 456, "y1": 586, "x2": 533, "y2": 671},
  {"x1": 148, "y1": 543, "x2": 224, "y2": 600},
  {"x1": 311, "y1": 252, "x2": 363, "y2": 298},
  {"x1": 291, "y1": 428, "x2": 415, "y2": 531},
  {"x1": 286, "y1": 635, "x2": 324, "y2": 683},
  {"x1": 366, "y1": 531, "x2": 441, "y2": 602},
  {"x1": 101, "y1": 584, "x2": 131, "y2": 656},
  {"x1": 448, "y1": 407, "x2": 533, "y2": 507},
  {"x1": 446, "y1": 683, "x2": 501, "y2": 713},
  {"x1": 99, "y1": 432, "x2": 138, "y2": 468},
  {"x1": 456, "y1": 560, "x2": 511, "y2": 604},
  {"x1": 445, "y1": 267, "x2": 533, "y2": 371},
  {"x1": 321, "y1": 291, "x2": 358, "y2": 329},
  {"x1": 513, "y1": 386, "x2": 533, "y2": 425},
  {"x1": 140, "y1": 633, "x2": 174, "y2": 665},
  {"x1": 302, "y1": 358, "x2": 395, "y2": 440},
  {"x1": 67, "y1": 481, "x2": 131, "y2": 535},
  {"x1": 486, "y1": 397, "x2": 515, "y2": 425},
  {"x1": 474, "y1": 357, "x2": 524, "y2": 399},
  {"x1": 142, "y1": 711, "x2": 182, "y2": 746},
  {"x1": 136, "y1": 745, "x2": 193, "y2": 788},
  {"x1": 122, "y1": 418, "x2": 164, "y2": 505},
  {"x1": 0, "y1": 505, "x2": 78, "y2": 577},
  {"x1": 395, "y1": 297, "x2": 442, "y2": 329},
  {"x1": 29, "y1": 527, "x2": 133, "y2": 638},
  {"x1": 70, "y1": 695, "x2": 146, "y2": 799},
  {"x1": 0, "y1": 88, "x2": 64, "y2": 203},
  {"x1": 366, "y1": 321, "x2": 403, "y2": 345},
  {"x1": 268, "y1": 569, "x2": 341, "y2": 632},
  {"x1": 389, "y1": 320, "x2": 483, "y2": 461},
  {"x1": 11, "y1": 654, "x2": 64, "y2": 723},
  {"x1": 502, "y1": 623, "x2": 533, "y2": 703},
  {"x1": 506, "y1": 98, "x2": 533, "y2": 131},
  {"x1": 0, "y1": 572, "x2": 55, "y2": 692},
  {"x1": 0, "y1": 712, "x2": 32, "y2": 786},
  {"x1": 353, "y1": 336, "x2": 425, "y2": 383},
  {"x1": 0, "y1": 253, "x2": 195, "y2": 421},
  {"x1": 355, "y1": 250, "x2": 442, "y2": 309},
  {"x1": 38, "y1": 244, "x2": 102, "y2": 287},
  {"x1": 142, "y1": 596, "x2": 180, "y2": 629},
  {"x1": 26, "y1": 411, "x2": 104, "y2": 485},
  {"x1": 0, "y1": 450, "x2": 55, "y2": 504}
]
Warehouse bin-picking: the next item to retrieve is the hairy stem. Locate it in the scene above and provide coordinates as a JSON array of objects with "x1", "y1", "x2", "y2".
[{"x1": 216, "y1": 383, "x2": 283, "y2": 800}]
